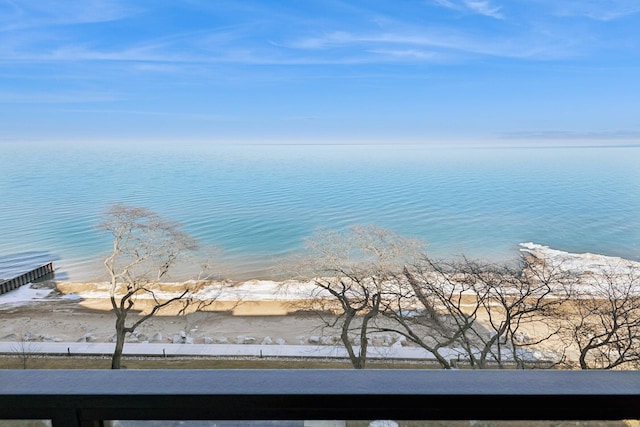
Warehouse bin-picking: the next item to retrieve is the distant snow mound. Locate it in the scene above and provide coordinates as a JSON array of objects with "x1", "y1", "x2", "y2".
[
  {"x1": 61, "y1": 293, "x2": 82, "y2": 301},
  {"x1": 519, "y1": 242, "x2": 640, "y2": 275}
]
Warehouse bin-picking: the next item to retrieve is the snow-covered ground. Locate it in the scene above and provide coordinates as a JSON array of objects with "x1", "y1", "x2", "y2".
[
  {"x1": 520, "y1": 242, "x2": 640, "y2": 295},
  {"x1": 0, "y1": 282, "x2": 54, "y2": 306},
  {"x1": 63, "y1": 279, "x2": 321, "y2": 302},
  {"x1": 520, "y1": 242, "x2": 640, "y2": 275}
]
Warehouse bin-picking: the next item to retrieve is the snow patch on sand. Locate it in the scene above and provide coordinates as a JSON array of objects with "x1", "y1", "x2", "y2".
[
  {"x1": 520, "y1": 242, "x2": 640, "y2": 275},
  {"x1": 55, "y1": 279, "x2": 324, "y2": 303},
  {"x1": 0, "y1": 283, "x2": 53, "y2": 306}
]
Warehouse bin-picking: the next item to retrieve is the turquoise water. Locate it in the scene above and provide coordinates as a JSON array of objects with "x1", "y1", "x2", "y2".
[{"x1": 1, "y1": 143, "x2": 639, "y2": 280}]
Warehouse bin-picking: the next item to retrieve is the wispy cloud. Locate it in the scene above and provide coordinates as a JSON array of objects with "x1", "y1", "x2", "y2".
[
  {"x1": 0, "y1": 0, "x2": 628, "y2": 70},
  {"x1": 54, "y1": 108, "x2": 238, "y2": 121},
  {"x1": 367, "y1": 48, "x2": 440, "y2": 60},
  {"x1": 0, "y1": 0, "x2": 638, "y2": 143},
  {"x1": 463, "y1": 1, "x2": 504, "y2": 19},
  {"x1": 0, "y1": 91, "x2": 119, "y2": 104},
  {"x1": 529, "y1": 0, "x2": 640, "y2": 21},
  {"x1": 433, "y1": 0, "x2": 504, "y2": 19},
  {"x1": 502, "y1": 130, "x2": 640, "y2": 140},
  {"x1": 285, "y1": 27, "x2": 576, "y2": 61},
  {"x1": 0, "y1": 28, "x2": 212, "y2": 64},
  {"x1": 0, "y1": 22, "x2": 578, "y2": 67},
  {"x1": 0, "y1": 0, "x2": 139, "y2": 31}
]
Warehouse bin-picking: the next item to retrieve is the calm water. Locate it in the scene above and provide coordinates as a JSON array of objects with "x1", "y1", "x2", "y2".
[{"x1": 1, "y1": 143, "x2": 639, "y2": 281}]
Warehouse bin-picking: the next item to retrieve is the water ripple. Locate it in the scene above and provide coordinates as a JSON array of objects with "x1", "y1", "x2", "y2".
[{"x1": 1, "y1": 144, "x2": 639, "y2": 280}]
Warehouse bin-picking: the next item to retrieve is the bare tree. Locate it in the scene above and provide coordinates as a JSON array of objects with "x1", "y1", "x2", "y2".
[
  {"x1": 379, "y1": 258, "x2": 482, "y2": 369},
  {"x1": 101, "y1": 204, "x2": 202, "y2": 369},
  {"x1": 380, "y1": 255, "x2": 570, "y2": 369},
  {"x1": 10, "y1": 332, "x2": 40, "y2": 369},
  {"x1": 564, "y1": 265, "x2": 640, "y2": 369},
  {"x1": 294, "y1": 226, "x2": 423, "y2": 369},
  {"x1": 465, "y1": 257, "x2": 569, "y2": 368}
]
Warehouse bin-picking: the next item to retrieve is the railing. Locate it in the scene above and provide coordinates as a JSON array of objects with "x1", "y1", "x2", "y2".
[
  {"x1": 0, "y1": 370, "x2": 638, "y2": 426},
  {"x1": 0, "y1": 262, "x2": 54, "y2": 295}
]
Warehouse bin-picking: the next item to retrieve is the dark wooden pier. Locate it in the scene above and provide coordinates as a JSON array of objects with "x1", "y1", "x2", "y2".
[{"x1": 0, "y1": 262, "x2": 54, "y2": 295}]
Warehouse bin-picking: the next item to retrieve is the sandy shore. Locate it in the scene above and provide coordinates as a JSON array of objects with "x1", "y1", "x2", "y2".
[
  {"x1": 0, "y1": 281, "x2": 335, "y2": 347},
  {"x1": 0, "y1": 280, "x2": 567, "y2": 367},
  {"x1": 3, "y1": 243, "x2": 637, "y2": 348}
]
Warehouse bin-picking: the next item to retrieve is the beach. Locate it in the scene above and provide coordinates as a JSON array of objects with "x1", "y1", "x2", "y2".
[
  {"x1": 0, "y1": 281, "x2": 331, "y2": 347},
  {"x1": 1, "y1": 244, "x2": 638, "y2": 367}
]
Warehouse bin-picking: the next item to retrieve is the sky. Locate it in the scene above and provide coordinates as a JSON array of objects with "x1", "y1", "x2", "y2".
[{"x1": 1, "y1": 0, "x2": 640, "y2": 145}]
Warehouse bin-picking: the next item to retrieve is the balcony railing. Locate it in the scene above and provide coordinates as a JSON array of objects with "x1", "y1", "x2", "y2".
[{"x1": 0, "y1": 369, "x2": 638, "y2": 426}]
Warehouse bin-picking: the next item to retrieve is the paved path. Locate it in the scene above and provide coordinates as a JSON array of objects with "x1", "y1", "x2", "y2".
[{"x1": 0, "y1": 341, "x2": 457, "y2": 360}]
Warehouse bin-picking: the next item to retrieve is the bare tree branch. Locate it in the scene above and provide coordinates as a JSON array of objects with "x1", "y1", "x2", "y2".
[
  {"x1": 289, "y1": 225, "x2": 424, "y2": 369},
  {"x1": 101, "y1": 203, "x2": 218, "y2": 369}
]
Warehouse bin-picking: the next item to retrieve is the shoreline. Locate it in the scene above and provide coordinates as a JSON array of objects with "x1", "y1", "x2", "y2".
[
  {"x1": 10, "y1": 241, "x2": 636, "y2": 285},
  {"x1": 6, "y1": 242, "x2": 640, "y2": 285},
  {"x1": 4, "y1": 242, "x2": 640, "y2": 318},
  {"x1": 0, "y1": 243, "x2": 638, "y2": 365}
]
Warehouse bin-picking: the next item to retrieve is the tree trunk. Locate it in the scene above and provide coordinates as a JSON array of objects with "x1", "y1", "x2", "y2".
[
  {"x1": 356, "y1": 294, "x2": 380, "y2": 370},
  {"x1": 341, "y1": 310, "x2": 363, "y2": 369},
  {"x1": 111, "y1": 316, "x2": 126, "y2": 369},
  {"x1": 357, "y1": 327, "x2": 368, "y2": 370},
  {"x1": 579, "y1": 350, "x2": 589, "y2": 370}
]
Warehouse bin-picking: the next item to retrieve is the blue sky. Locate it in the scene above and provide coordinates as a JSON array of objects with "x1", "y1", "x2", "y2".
[{"x1": 1, "y1": 0, "x2": 640, "y2": 145}]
